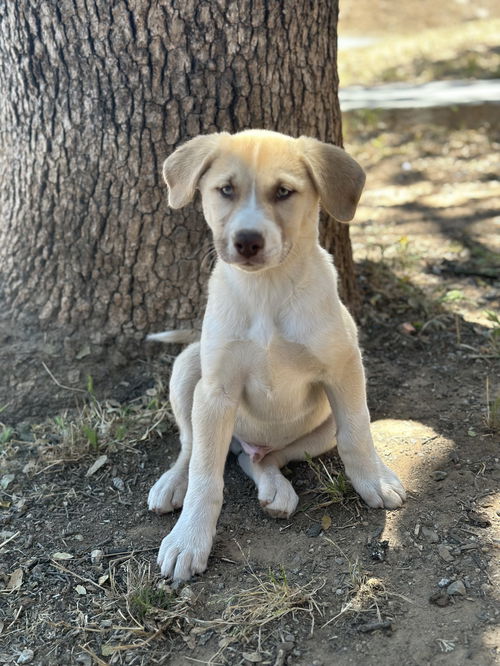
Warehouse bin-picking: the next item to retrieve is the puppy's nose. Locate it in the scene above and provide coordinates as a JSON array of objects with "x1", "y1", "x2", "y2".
[{"x1": 234, "y1": 230, "x2": 265, "y2": 258}]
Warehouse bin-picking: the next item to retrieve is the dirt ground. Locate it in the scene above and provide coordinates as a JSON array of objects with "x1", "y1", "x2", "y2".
[{"x1": 1, "y1": 4, "x2": 499, "y2": 666}]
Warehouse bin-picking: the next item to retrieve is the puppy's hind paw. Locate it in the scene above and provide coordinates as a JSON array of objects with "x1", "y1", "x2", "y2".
[
  {"x1": 258, "y1": 472, "x2": 299, "y2": 519},
  {"x1": 148, "y1": 469, "x2": 188, "y2": 514}
]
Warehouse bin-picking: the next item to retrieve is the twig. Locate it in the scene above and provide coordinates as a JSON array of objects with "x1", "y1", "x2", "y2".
[
  {"x1": 78, "y1": 645, "x2": 109, "y2": 666},
  {"x1": 0, "y1": 530, "x2": 20, "y2": 550},
  {"x1": 357, "y1": 619, "x2": 393, "y2": 633},
  {"x1": 50, "y1": 560, "x2": 107, "y2": 591},
  {"x1": 42, "y1": 362, "x2": 87, "y2": 394}
]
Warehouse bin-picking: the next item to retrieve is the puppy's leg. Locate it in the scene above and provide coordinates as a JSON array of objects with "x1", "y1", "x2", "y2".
[
  {"x1": 238, "y1": 415, "x2": 336, "y2": 518},
  {"x1": 148, "y1": 343, "x2": 200, "y2": 514},
  {"x1": 156, "y1": 377, "x2": 239, "y2": 580},
  {"x1": 325, "y1": 351, "x2": 406, "y2": 509}
]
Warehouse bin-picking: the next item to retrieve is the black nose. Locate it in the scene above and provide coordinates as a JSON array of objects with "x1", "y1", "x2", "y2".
[{"x1": 234, "y1": 230, "x2": 265, "y2": 258}]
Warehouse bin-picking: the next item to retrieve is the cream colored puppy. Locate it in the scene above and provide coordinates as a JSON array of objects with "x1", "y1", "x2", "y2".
[{"x1": 148, "y1": 130, "x2": 405, "y2": 580}]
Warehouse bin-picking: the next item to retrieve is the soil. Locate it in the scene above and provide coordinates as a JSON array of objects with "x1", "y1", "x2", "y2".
[{"x1": 1, "y1": 5, "x2": 499, "y2": 666}]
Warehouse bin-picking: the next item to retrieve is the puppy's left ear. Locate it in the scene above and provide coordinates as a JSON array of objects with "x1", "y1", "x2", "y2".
[
  {"x1": 163, "y1": 133, "x2": 225, "y2": 209},
  {"x1": 298, "y1": 137, "x2": 366, "y2": 222}
]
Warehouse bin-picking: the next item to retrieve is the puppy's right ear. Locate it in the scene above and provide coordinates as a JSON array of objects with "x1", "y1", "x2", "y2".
[{"x1": 163, "y1": 134, "x2": 224, "y2": 209}]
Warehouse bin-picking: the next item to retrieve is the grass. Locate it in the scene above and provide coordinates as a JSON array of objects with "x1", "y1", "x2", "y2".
[
  {"x1": 322, "y1": 538, "x2": 397, "y2": 629},
  {"x1": 209, "y1": 566, "x2": 324, "y2": 645},
  {"x1": 339, "y1": 19, "x2": 500, "y2": 86},
  {"x1": 304, "y1": 454, "x2": 357, "y2": 509},
  {"x1": 27, "y1": 379, "x2": 173, "y2": 468}
]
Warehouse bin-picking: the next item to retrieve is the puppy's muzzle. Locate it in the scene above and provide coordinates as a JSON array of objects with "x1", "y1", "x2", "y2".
[{"x1": 233, "y1": 230, "x2": 265, "y2": 259}]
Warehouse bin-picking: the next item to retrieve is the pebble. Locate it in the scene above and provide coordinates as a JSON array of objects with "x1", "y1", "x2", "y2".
[
  {"x1": 438, "y1": 577, "x2": 451, "y2": 588},
  {"x1": 90, "y1": 549, "x2": 104, "y2": 565},
  {"x1": 112, "y1": 477, "x2": 125, "y2": 492},
  {"x1": 431, "y1": 470, "x2": 448, "y2": 481},
  {"x1": 447, "y1": 580, "x2": 466, "y2": 596},
  {"x1": 76, "y1": 654, "x2": 92, "y2": 666},
  {"x1": 421, "y1": 526, "x2": 439, "y2": 543},
  {"x1": 438, "y1": 545, "x2": 454, "y2": 562},
  {"x1": 306, "y1": 523, "x2": 322, "y2": 538}
]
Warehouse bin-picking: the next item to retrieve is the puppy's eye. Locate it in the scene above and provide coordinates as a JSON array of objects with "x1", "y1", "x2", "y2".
[
  {"x1": 276, "y1": 186, "x2": 294, "y2": 200},
  {"x1": 219, "y1": 184, "x2": 233, "y2": 198}
]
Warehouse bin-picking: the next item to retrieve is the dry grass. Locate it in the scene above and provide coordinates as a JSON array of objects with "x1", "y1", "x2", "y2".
[
  {"x1": 304, "y1": 454, "x2": 358, "y2": 510},
  {"x1": 339, "y1": 19, "x2": 500, "y2": 86},
  {"x1": 50, "y1": 557, "x2": 195, "y2": 662},
  {"x1": 198, "y1": 566, "x2": 324, "y2": 663},
  {"x1": 28, "y1": 378, "x2": 173, "y2": 469},
  {"x1": 321, "y1": 538, "x2": 395, "y2": 629}
]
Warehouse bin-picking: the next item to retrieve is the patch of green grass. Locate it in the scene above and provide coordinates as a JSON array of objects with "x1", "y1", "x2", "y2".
[
  {"x1": 30, "y1": 379, "x2": 173, "y2": 466},
  {"x1": 305, "y1": 454, "x2": 356, "y2": 508},
  {"x1": 129, "y1": 585, "x2": 175, "y2": 621},
  {"x1": 0, "y1": 425, "x2": 14, "y2": 445}
]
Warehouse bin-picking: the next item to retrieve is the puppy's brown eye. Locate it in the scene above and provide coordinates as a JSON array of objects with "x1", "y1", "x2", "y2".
[
  {"x1": 276, "y1": 186, "x2": 293, "y2": 200},
  {"x1": 219, "y1": 185, "x2": 233, "y2": 198}
]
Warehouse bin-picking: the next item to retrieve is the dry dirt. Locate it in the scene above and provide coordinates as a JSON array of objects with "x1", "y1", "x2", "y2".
[{"x1": 1, "y1": 5, "x2": 500, "y2": 666}]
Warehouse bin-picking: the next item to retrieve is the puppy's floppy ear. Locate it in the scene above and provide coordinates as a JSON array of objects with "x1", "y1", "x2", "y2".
[
  {"x1": 163, "y1": 133, "x2": 225, "y2": 209},
  {"x1": 298, "y1": 137, "x2": 366, "y2": 222}
]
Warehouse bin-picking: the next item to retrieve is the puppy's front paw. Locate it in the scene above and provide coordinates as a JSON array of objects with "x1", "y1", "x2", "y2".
[
  {"x1": 148, "y1": 468, "x2": 188, "y2": 514},
  {"x1": 258, "y1": 471, "x2": 299, "y2": 519},
  {"x1": 157, "y1": 521, "x2": 212, "y2": 580},
  {"x1": 348, "y1": 459, "x2": 406, "y2": 509}
]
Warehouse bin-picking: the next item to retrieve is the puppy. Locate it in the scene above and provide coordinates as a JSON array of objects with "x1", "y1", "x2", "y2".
[{"x1": 148, "y1": 130, "x2": 405, "y2": 580}]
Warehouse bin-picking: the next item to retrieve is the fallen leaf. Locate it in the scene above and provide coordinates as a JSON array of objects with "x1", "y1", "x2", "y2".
[
  {"x1": 98, "y1": 574, "x2": 109, "y2": 586},
  {"x1": 52, "y1": 552, "x2": 74, "y2": 560},
  {"x1": 86, "y1": 454, "x2": 108, "y2": 477},
  {"x1": 0, "y1": 474, "x2": 15, "y2": 490},
  {"x1": 75, "y1": 585, "x2": 87, "y2": 595},
  {"x1": 321, "y1": 514, "x2": 332, "y2": 531},
  {"x1": 7, "y1": 568, "x2": 23, "y2": 591}
]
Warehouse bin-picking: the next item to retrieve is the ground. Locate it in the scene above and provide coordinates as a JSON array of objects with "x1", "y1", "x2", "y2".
[{"x1": 1, "y1": 4, "x2": 499, "y2": 666}]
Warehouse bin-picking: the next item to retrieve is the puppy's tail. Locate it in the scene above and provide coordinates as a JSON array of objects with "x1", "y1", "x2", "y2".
[{"x1": 146, "y1": 329, "x2": 201, "y2": 344}]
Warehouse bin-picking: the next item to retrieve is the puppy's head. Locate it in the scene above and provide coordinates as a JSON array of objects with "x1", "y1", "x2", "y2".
[{"x1": 163, "y1": 130, "x2": 365, "y2": 272}]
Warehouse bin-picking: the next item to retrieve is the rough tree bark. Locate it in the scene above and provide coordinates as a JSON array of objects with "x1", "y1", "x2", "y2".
[{"x1": 0, "y1": 0, "x2": 356, "y2": 422}]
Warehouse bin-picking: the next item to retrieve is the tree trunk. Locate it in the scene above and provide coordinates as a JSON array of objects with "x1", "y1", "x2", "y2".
[{"x1": 0, "y1": 0, "x2": 356, "y2": 422}]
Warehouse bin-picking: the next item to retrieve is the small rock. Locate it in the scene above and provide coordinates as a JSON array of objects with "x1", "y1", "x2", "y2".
[
  {"x1": 431, "y1": 470, "x2": 448, "y2": 481},
  {"x1": 305, "y1": 523, "x2": 322, "y2": 538},
  {"x1": 112, "y1": 477, "x2": 125, "y2": 492},
  {"x1": 429, "y1": 590, "x2": 450, "y2": 607},
  {"x1": 76, "y1": 654, "x2": 92, "y2": 666},
  {"x1": 90, "y1": 549, "x2": 104, "y2": 565},
  {"x1": 421, "y1": 526, "x2": 439, "y2": 543},
  {"x1": 17, "y1": 649, "x2": 34, "y2": 664},
  {"x1": 369, "y1": 539, "x2": 389, "y2": 561},
  {"x1": 438, "y1": 545, "x2": 454, "y2": 562},
  {"x1": 447, "y1": 580, "x2": 466, "y2": 596},
  {"x1": 438, "y1": 577, "x2": 451, "y2": 588}
]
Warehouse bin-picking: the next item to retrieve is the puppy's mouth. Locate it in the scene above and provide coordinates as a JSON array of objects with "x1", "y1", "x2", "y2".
[{"x1": 214, "y1": 240, "x2": 291, "y2": 271}]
